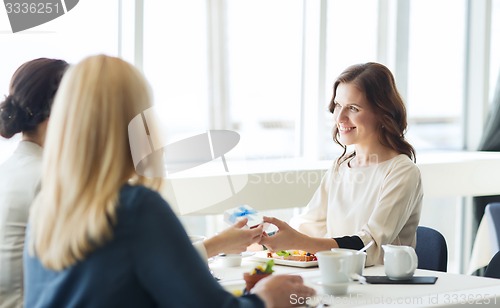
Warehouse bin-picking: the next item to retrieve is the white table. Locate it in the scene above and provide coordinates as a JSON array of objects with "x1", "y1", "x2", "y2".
[{"x1": 210, "y1": 258, "x2": 500, "y2": 307}]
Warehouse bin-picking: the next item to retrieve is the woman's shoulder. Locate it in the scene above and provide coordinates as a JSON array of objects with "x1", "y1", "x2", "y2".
[
  {"x1": 119, "y1": 184, "x2": 167, "y2": 210},
  {"x1": 120, "y1": 183, "x2": 155, "y2": 195},
  {"x1": 115, "y1": 184, "x2": 180, "y2": 231},
  {"x1": 391, "y1": 153, "x2": 418, "y2": 166},
  {"x1": 386, "y1": 154, "x2": 421, "y2": 177}
]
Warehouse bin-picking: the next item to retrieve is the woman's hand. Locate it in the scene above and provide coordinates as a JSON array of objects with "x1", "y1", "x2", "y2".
[
  {"x1": 203, "y1": 218, "x2": 263, "y2": 258},
  {"x1": 252, "y1": 274, "x2": 316, "y2": 307},
  {"x1": 260, "y1": 216, "x2": 339, "y2": 253},
  {"x1": 259, "y1": 216, "x2": 310, "y2": 252}
]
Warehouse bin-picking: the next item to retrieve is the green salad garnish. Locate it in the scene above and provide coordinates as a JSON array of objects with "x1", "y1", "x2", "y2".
[
  {"x1": 263, "y1": 259, "x2": 274, "y2": 274},
  {"x1": 251, "y1": 259, "x2": 275, "y2": 275},
  {"x1": 276, "y1": 250, "x2": 291, "y2": 257}
]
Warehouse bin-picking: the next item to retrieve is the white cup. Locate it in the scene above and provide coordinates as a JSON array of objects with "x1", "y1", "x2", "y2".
[
  {"x1": 382, "y1": 245, "x2": 418, "y2": 280},
  {"x1": 331, "y1": 248, "x2": 367, "y2": 277},
  {"x1": 217, "y1": 254, "x2": 243, "y2": 267},
  {"x1": 316, "y1": 250, "x2": 354, "y2": 295}
]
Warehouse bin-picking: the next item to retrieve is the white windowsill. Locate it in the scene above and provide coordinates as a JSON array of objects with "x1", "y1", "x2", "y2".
[{"x1": 162, "y1": 151, "x2": 500, "y2": 215}]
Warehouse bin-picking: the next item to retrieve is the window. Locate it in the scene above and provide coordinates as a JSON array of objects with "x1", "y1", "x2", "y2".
[
  {"x1": 490, "y1": 0, "x2": 500, "y2": 103},
  {"x1": 226, "y1": 0, "x2": 303, "y2": 159},
  {"x1": 142, "y1": 0, "x2": 209, "y2": 144},
  {"x1": 323, "y1": 0, "x2": 379, "y2": 159},
  {"x1": 0, "y1": 0, "x2": 119, "y2": 161},
  {"x1": 406, "y1": 0, "x2": 466, "y2": 151}
]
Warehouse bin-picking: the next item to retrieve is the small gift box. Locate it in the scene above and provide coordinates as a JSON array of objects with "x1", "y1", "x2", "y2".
[{"x1": 223, "y1": 205, "x2": 263, "y2": 229}]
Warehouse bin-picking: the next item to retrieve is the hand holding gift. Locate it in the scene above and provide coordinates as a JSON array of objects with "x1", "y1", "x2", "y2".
[{"x1": 224, "y1": 205, "x2": 267, "y2": 229}]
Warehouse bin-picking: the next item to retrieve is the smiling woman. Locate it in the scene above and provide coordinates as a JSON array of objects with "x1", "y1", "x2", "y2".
[
  {"x1": 259, "y1": 62, "x2": 423, "y2": 267},
  {"x1": 333, "y1": 83, "x2": 380, "y2": 155},
  {"x1": 330, "y1": 62, "x2": 416, "y2": 169}
]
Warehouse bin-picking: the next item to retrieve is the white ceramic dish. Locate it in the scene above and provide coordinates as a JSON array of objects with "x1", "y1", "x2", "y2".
[
  {"x1": 251, "y1": 251, "x2": 318, "y2": 268},
  {"x1": 218, "y1": 254, "x2": 243, "y2": 267},
  {"x1": 217, "y1": 252, "x2": 255, "y2": 267}
]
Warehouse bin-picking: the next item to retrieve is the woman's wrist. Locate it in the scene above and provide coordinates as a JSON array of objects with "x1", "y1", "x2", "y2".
[
  {"x1": 299, "y1": 235, "x2": 339, "y2": 253},
  {"x1": 203, "y1": 236, "x2": 223, "y2": 258}
]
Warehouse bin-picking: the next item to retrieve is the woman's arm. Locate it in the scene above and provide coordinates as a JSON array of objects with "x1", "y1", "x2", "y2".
[
  {"x1": 203, "y1": 218, "x2": 263, "y2": 258},
  {"x1": 131, "y1": 189, "x2": 264, "y2": 307},
  {"x1": 131, "y1": 188, "x2": 315, "y2": 307},
  {"x1": 260, "y1": 216, "x2": 339, "y2": 252}
]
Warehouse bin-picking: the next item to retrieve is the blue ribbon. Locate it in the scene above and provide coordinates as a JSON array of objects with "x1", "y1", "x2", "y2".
[{"x1": 230, "y1": 206, "x2": 257, "y2": 222}]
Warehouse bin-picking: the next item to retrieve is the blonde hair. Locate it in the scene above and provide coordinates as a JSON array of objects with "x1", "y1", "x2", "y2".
[{"x1": 29, "y1": 55, "x2": 161, "y2": 270}]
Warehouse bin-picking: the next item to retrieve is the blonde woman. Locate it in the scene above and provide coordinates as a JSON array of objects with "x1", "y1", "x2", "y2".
[{"x1": 24, "y1": 55, "x2": 314, "y2": 307}]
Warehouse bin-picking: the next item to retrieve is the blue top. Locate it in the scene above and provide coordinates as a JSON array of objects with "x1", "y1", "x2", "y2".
[{"x1": 24, "y1": 184, "x2": 264, "y2": 308}]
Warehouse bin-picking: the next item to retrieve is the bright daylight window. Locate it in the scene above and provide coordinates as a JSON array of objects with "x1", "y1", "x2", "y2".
[
  {"x1": 406, "y1": 0, "x2": 465, "y2": 151},
  {"x1": 143, "y1": 0, "x2": 469, "y2": 161},
  {"x1": 0, "y1": 0, "x2": 119, "y2": 162},
  {"x1": 490, "y1": 0, "x2": 500, "y2": 103},
  {"x1": 143, "y1": 0, "x2": 209, "y2": 144},
  {"x1": 322, "y1": 0, "x2": 378, "y2": 160},
  {"x1": 225, "y1": 0, "x2": 303, "y2": 159}
]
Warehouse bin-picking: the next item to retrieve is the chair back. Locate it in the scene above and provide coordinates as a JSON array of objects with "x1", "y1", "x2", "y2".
[
  {"x1": 485, "y1": 202, "x2": 500, "y2": 252},
  {"x1": 415, "y1": 226, "x2": 448, "y2": 272},
  {"x1": 484, "y1": 250, "x2": 500, "y2": 278}
]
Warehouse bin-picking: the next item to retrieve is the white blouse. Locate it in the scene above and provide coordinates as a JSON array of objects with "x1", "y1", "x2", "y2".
[
  {"x1": 0, "y1": 141, "x2": 42, "y2": 308},
  {"x1": 290, "y1": 154, "x2": 423, "y2": 266}
]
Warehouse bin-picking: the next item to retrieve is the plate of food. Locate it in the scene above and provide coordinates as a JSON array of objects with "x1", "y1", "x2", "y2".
[{"x1": 251, "y1": 250, "x2": 318, "y2": 268}]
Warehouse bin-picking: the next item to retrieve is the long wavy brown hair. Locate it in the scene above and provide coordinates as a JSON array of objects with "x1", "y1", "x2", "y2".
[{"x1": 328, "y1": 62, "x2": 416, "y2": 168}]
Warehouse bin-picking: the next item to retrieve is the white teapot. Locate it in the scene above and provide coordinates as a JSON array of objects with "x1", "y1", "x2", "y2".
[{"x1": 382, "y1": 244, "x2": 418, "y2": 280}]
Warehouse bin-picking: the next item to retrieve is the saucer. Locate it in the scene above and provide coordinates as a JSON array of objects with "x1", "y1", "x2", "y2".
[{"x1": 314, "y1": 281, "x2": 350, "y2": 296}]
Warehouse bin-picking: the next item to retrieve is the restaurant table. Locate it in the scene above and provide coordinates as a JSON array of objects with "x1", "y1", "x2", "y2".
[{"x1": 210, "y1": 257, "x2": 500, "y2": 307}]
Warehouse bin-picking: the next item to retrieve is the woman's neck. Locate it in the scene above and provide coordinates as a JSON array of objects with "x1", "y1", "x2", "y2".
[
  {"x1": 21, "y1": 119, "x2": 48, "y2": 147},
  {"x1": 22, "y1": 133, "x2": 43, "y2": 147},
  {"x1": 350, "y1": 145, "x2": 399, "y2": 167}
]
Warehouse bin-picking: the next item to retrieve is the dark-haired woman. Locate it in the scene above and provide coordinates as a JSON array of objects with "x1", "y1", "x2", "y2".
[
  {"x1": 0, "y1": 58, "x2": 68, "y2": 307},
  {"x1": 260, "y1": 62, "x2": 423, "y2": 266}
]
